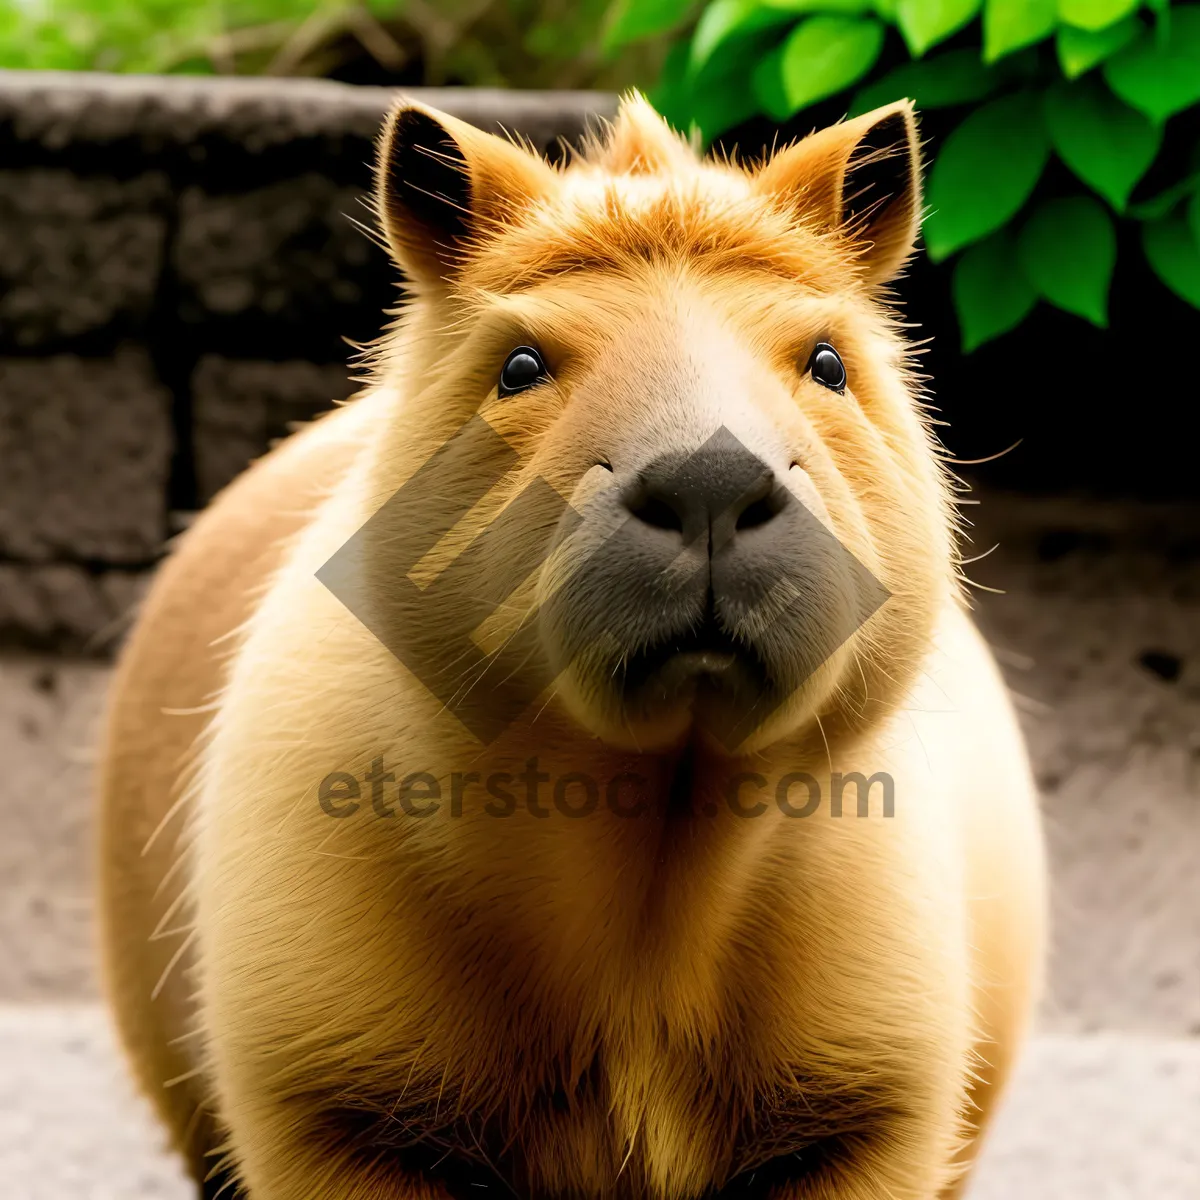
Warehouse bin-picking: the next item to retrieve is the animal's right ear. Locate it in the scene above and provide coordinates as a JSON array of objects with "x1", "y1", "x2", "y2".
[
  {"x1": 374, "y1": 101, "x2": 558, "y2": 286},
  {"x1": 754, "y1": 101, "x2": 922, "y2": 285}
]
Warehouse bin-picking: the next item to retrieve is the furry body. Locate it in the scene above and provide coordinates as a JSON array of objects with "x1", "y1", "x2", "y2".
[{"x1": 99, "y1": 97, "x2": 1046, "y2": 1200}]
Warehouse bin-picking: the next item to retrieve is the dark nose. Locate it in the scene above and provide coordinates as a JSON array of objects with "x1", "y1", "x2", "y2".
[{"x1": 622, "y1": 441, "x2": 789, "y2": 549}]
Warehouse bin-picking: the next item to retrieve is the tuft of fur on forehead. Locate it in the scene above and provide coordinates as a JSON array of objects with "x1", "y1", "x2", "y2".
[
  {"x1": 374, "y1": 91, "x2": 922, "y2": 301},
  {"x1": 577, "y1": 92, "x2": 703, "y2": 177}
]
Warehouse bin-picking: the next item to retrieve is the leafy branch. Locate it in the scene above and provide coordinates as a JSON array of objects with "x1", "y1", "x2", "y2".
[{"x1": 609, "y1": 0, "x2": 1200, "y2": 348}]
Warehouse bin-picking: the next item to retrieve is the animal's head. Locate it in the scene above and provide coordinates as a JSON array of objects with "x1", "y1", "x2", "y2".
[{"x1": 359, "y1": 94, "x2": 957, "y2": 758}]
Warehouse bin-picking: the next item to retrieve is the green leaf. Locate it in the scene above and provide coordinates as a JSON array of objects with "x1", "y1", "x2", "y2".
[
  {"x1": 1128, "y1": 170, "x2": 1200, "y2": 219},
  {"x1": 1056, "y1": 17, "x2": 1141, "y2": 77},
  {"x1": 1143, "y1": 215, "x2": 1200, "y2": 306},
  {"x1": 850, "y1": 47, "x2": 1002, "y2": 114},
  {"x1": 689, "y1": 0, "x2": 799, "y2": 74},
  {"x1": 752, "y1": 40, "x2": 795, "y2": 120},
  {"x1": 1187, "y1": 190, "x2": 1200, "y2": 247},
  {"x1": 1105, "y1": 7, "x2": 1200, "y2": 121},
  {"x1": 689, "y1": 75, "x2": 766, "y2": 142},
  {"x1": 660, "y1": 20, "x2": 765, "y2": 142},
  {"x1": 924, "y1": 92, "x2": 1051, "y2": 260},
  {"x1": 984, "y1": 0, "x2": 1057, "y2": 62},
  {"x1": 766, "y1": 15, "x2": 886, "y2": 116},
  {"x1": 1016, "y1": 196, "x2": 1116, "y2": 324},
  {"x1": 605, "y1": 0, "x2": 697, "y2": 50},
  {"x1": 690, "y1": 0, "x2": 876, "y2": 74},
  {"x1": 1044, "y1": 78, "x2": 1161, "y2": 210},
  {"x1": 897, "y1": 0, "x2": 983, "y2": 56},
  {"x1": 953, "y1": 231, "x2": 1038, "y2": 350},
  {"x1": 1057, "y1": 0, "x2": 1139, "y2": 33},
  {"x1": 651, "y1": 39, "x2": 694, "y2": 128}
]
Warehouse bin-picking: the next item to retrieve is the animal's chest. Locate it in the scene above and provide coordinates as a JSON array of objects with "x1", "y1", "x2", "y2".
[
  {"x1": 317, "y1": 802, "x2": 927, "y2": 1196},
  {"x1": 343, "y1": 1024, "x2": 877, "y2": 1200}
]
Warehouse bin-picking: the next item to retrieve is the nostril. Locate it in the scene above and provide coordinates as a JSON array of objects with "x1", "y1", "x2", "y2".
[
  {"x1": 736, "y1": 496, "x2": 776, "y2": 532},
  {"x1": 631, "y1": 494, "x2": 684, "y2": 533},
  {"x1": 734, "y1": 475, "x2": 788, "y2": 532}
]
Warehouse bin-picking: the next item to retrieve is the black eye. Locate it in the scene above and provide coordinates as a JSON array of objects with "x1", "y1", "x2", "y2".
[
  {"x1": 498, "y1": 346, "x2": 546, "y2": 397},
  {"x1": 807, "y1": 342, "x2": 846, "y2": 393}
]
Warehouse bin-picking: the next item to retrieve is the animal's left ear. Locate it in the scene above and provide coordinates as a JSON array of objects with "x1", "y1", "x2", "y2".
[
  {"x1": 754, "y1": 101, "x2": 922, "y2": 285},
  {"x1": 374, "y1": 100, "x2": 558, "y2": 286}
]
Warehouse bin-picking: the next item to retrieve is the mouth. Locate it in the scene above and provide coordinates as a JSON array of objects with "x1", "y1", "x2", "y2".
[{"x1": 620, "y1": 604, "x2": 772, "y2": 712}]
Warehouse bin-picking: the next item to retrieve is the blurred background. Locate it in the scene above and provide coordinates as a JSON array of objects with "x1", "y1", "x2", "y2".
[{"x1": 0, "y1": 2, "x2": 1197, "y2": 1197}]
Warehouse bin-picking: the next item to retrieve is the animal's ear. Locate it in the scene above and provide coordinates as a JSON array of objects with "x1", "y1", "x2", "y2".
[
  {"x1": 375, "y1": 100, "x2": 558, "y2": 285},
  {"x1": 754, "y1": 101, "x2": 922, "y2": 285}
]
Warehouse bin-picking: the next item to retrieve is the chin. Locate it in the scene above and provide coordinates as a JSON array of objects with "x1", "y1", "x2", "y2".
[{"x1": 550, "y1": 630, "x2": 856, "y2": 758}]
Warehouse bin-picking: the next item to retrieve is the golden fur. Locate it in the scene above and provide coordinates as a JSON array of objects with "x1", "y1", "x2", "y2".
[{"x1": 98, "y1": 95, "x2": 1046, "y2": 1200}]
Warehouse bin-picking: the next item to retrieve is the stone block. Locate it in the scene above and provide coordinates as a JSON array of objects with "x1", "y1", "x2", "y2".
[
  {"x1": 0, "y1": 349, "x2": 172, "y2": 561},
  {"x1": 191, "y1": 355, "x2": 355, "y2": 501},
  {"x1": 173, "y1": 176, "x2": 382, "y2": 333},
  {"x1": 0, "y1": 170, "x2": 167, "y2": 350}
]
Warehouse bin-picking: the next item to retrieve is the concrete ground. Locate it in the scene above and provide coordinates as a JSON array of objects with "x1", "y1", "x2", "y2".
[{"x1": 1, "y1": 488, "x2": 1197, "y2": 1196}]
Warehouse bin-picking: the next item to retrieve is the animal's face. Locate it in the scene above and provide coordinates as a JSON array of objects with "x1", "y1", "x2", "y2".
[{"x1": 365, "y1": 97, "x2": 956, "y2": 757}]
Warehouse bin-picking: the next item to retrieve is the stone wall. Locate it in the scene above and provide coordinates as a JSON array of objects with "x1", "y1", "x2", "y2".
[{"x1": 0, "y1": 71, "x2": 615, "y2": 650}]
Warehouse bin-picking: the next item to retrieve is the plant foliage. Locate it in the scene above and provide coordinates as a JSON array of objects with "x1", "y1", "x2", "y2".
[
  {"x1": 611, "y1": 0, "x2": 1200, "y2": 349},
  {"x1": 0, "y1": 1, "x2": 658, "y2": 90}
]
